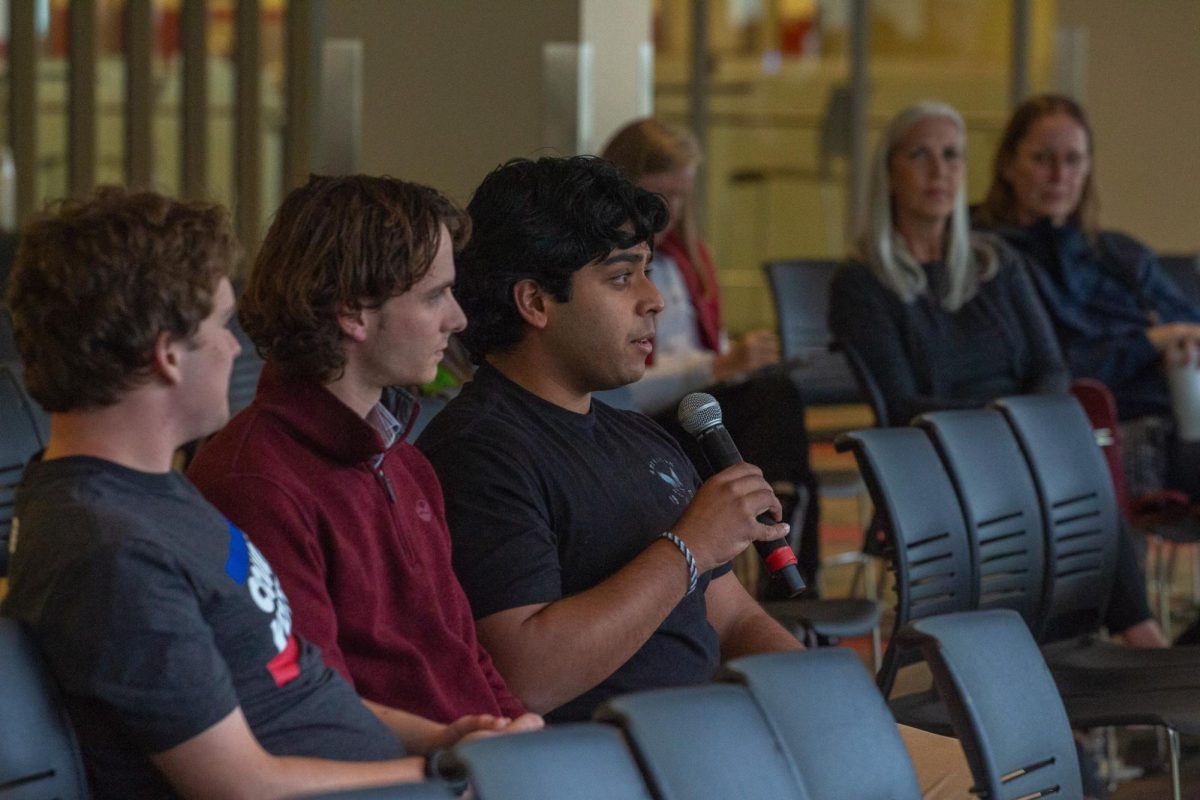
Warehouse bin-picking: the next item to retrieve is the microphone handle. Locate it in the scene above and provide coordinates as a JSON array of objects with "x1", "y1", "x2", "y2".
[{"x1": 695, "y1": 426, "x2": 806, "y2": 596}]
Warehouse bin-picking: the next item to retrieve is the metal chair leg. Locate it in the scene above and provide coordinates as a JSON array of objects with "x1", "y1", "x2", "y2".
[{"x1": 1168, "y1": 727, "x2": 1181, "y2": 800}]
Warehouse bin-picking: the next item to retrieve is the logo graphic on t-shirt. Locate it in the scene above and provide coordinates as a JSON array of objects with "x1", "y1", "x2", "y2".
[
  {"x1": 415, "y1": 499, "x2": 433, "y2": 522},
  {"x1": 224, "y1": 522, "x2": 300, "y2": 687},
  {"x1": 648, "y1": 457, "x2": 691, "y2": 506}
]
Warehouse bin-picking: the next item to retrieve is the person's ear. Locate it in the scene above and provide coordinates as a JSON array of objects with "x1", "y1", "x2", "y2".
[
  {"x1": 337, "y1": 304, "x2": 369, "y2": 343},
  {"x1": 151, "y1": 330, "x2": 183, "y2": 385},
  {"x1": 512, "y1": 279, "x2": 552, "y2": 330}
]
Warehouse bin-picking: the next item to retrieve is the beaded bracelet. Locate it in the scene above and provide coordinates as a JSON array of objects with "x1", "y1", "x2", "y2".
[{"x1": 660, "y1": 531, "x2": 699, "y2": 596}]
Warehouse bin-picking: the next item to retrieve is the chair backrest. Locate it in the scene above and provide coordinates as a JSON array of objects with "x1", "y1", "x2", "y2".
[
  {"x1": 993, "y1": 394, "x2": 1120, "y2": 642},
  {"x1": 763, "y1": 259, "x2": 861, "y2": 405},
  {"x1": 723, "y1": 649, "x2": 920, "y2": 800},
  {"x1": 897, "y1": 609, "x2": 1082, "y2": 800},
  {"x1": 915, "y1": 410, "x2": 1046, "y2": 634},
  {"x1": 0, "y1": 617, "x2": 90, "y2": 799},
  {"x1": 834, "y1": 427, "x2": 974, "y2": 694},
  {"x1": 1, "y1": 361, "x2": 48, "y2": 577},
  {"x1": 1157, "y1": 253, "x2": 1200, "y2": 304},
  {"x1": 226, "y1": 288, "x2": 263, "y2": 416},
  {"x1": 455, "y1": 723, "x2": 653, "y2": 800},
  {"x1": 596, "y1": 684, "x2": 809, "y2": 800}
]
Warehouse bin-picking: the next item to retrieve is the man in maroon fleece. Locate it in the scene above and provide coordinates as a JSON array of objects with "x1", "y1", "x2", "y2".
[{"x1": 189, "y1": 175, "x2": 539, "y2": 754}]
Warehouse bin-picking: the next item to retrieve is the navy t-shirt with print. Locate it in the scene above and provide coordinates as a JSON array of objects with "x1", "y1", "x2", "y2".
[
  {"x1": 1, "y1": 456, "x2": 403, "y2": 799},
  {"x1": 417, "y1": 363, "x2": 730, "y2": 723}
]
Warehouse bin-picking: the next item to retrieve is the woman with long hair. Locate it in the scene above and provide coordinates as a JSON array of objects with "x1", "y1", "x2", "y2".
[
  {"x1": 602, "y1": 118, "x2": 819, "y2": 593},
  {"x1": 829, "y1": 101, "x2": 1068, "y2": 427}
]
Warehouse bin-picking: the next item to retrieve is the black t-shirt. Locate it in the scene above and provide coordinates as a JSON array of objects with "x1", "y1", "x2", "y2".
[
  {"x1": 1, "y1": 456, "x2": 403, "y2": 799},
  {"x1": 417, "y1": 363, "x2": 729, "y2": 722}
]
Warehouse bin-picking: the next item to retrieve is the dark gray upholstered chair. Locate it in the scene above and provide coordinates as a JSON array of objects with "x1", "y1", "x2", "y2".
[
  {"x1": 0, "y1": 360, "x2": 48, "y2": 576},
  {"x1": 994, "y1": 393, "x2": 1200, "y2": 800},
  {"x1": 763, "y1": 259, "x2": 861, "y2": 406},
  {"x1": 597, "y1": 683, "x2": 809, "y2": 800},
  {"x1": 723, "y1": 648, "x2": 920, "y2": 799},
  {"x1": 226, "y1": 282, "x2": 263, "y2": 417},
  {"x1": 833, "y1": 427, "x2": 973, "y2": 700},
  {"x1": 0, "y1": 617, "x2": 90, "y2": 799},
  {"x1": 897, "y1": 609, "x2": 1082, "y2": 800},
  {"x1": 454, "y1": 723, "x2": 653, "y2": 800},
  {"x1": 914, "y1": 410, "x2": 1047, "y2": 634}
]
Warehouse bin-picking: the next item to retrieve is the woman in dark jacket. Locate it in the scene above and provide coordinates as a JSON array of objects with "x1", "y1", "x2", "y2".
[{"x1": 830, "y1": 101, "x2": 1069, "y2": 427}]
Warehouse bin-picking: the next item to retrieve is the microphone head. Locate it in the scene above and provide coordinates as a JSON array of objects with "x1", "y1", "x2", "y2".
[{"x1": 677, "y1": 392, "x2": 723, "y2": 436}]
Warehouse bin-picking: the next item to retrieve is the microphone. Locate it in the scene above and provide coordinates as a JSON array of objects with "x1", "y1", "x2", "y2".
[{"x1": 677, "y1": 392, "x2": 806, "y2": 597}]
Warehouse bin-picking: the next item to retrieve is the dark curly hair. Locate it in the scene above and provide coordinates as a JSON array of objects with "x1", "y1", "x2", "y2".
[
  {"x1": 240, "y1": 174, "x2": 470, "y2": 382},
  {"x1": 6, "y1": 187, "x2": 238, "y2": 412},
  {"x1": 457, "y1": 156, "x2": 668, "y2": 360}
]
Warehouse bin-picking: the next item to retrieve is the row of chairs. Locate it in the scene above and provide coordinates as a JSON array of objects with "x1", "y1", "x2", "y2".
[
  {"x1": 4, "y1": 605, "x2": 1079, "y2": 800},
  {"x1": 838, "y1": 395, "x2": 1200, "y2": 799}
]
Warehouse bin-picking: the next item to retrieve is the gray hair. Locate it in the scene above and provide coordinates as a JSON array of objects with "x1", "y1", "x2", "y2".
[{"x1": 854, "y1": 101, "x2": 996, "y2": 312}]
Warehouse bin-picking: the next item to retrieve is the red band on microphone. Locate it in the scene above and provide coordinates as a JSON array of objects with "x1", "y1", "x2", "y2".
[{"x1": 765, "y1": 547, "x2": 798, "y2": 572}]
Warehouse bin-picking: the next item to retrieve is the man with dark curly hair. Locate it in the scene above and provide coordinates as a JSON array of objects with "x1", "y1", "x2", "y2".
[
  {"x1": 417, "y1": 156, "x2": 972, "y2": 797},
  {"x1": 1, "y1": 187, "x2": 454, "y2": 797},
  {"x1": 189, "y1": 175, "x2": 538, "y2": 752}
]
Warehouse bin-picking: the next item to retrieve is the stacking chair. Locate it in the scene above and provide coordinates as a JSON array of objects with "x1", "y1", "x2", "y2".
[
  {"x1": 0, "y1": 617, "x2": 90, "y2": 799},
  {"x1": 896, "y1": 609, "x2": 1082, "y2": 800},
  {"x1": 454, "y1": 723, "x2": 653, "y2": 800},
  {"x1": 1071, "y1": 378, "x2": 1200, "y2": 636},
  {"x1": 1, "y1": 360, "x2": 48, "y2": 576},
  {"x1": 913, "y1": 410, "x2": 1047, "y2": 633},
  {"x1": 722, "y1": 648, "x2": 921, "y2": 799},
  {"x1": 763, "y1": 259, "x2": 861, "y2": 407},
  {"x1": 596, "y1": 684, "x2": 809, "y2": 800},
  {"x1": 1158, "y1": 253, "x2": 1200, "y2": 304},
  {"x1": 833, "y1": 428, "x2": 974, "y2": 699},
  {"x1": 995, "y1": 393, "x2": 1200, "y2": 800},
  {"x1": 227, "y1": 282, "x2": 263, "y2": 416}
]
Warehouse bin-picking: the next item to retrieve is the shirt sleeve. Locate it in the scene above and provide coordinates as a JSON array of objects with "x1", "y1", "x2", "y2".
[
  {"x1": 424, "y1": 436, "x2": 564, "y2": 620},
  {"x1": 39, "y1": 535, "x2": 239, "y2": 754},
  {"x1": 196, "y1": 472, "x2": 353, "y2": 685}
]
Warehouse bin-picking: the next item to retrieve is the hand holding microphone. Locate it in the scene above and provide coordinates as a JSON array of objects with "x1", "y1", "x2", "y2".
[{"x1": 675, "y1": 392, "x2": 806, "y2": 596}]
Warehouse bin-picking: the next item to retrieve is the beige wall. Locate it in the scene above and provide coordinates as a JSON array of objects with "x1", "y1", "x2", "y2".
[
  {"x1": 1058, "y1": 0, "x2": 1200, "y2": 252},
  {"x1": 325, "y1": 0, "x2": 581, "y2": 204}
]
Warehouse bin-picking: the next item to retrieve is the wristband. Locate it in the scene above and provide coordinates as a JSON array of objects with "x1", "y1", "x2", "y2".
[
  {"x1": 660, "y1": 531, "x2": 699, "y2": 595},
  {"x1": 425, "y1": 749, "x2": 468, "y2": 795}
]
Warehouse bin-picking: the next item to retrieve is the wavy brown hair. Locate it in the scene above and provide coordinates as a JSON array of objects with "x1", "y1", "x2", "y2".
[
  {"x1": 976, "y1": 93, "x2": 1099, "y2": 236},
  {"x1": 241, "y1": 174, "x2": 469, "y2": 382},
  {"x1": 6, "y1": 187, "x2": 238, "y2": 412}
]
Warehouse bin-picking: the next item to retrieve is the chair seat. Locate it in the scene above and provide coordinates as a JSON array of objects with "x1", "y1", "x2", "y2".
[
  {"x1": 887, "y1": 688, "x2": 955, "y2": 738},
  {"x1": 1061, "y1": 690, "x2": 1200, "y2": 734},
  {"x1": 763, "y1": 597, "x2": 881, "y2": 639},
  {"x1": 1042, "y1": 637, "x2": 1200, "y2": 695}
]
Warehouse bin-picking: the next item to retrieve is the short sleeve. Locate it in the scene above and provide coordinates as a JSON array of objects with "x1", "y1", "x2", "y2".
[
  {"x1": 38, "y1": 537, "x2": 239, "y2": 753},
  {"x1": 426, "y1": 437, "x2": 563, "y2": 619}
]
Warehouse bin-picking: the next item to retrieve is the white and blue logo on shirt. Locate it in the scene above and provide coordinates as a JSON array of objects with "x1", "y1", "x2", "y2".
[
  {"x1": 648, "y1": 457, "x2": 691, "y2": 506},
  {"x1": 224, "y1": 521, "x2": 300, "y2": 686}
]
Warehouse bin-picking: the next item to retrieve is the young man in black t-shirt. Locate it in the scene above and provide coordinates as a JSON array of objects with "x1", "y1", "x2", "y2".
[
  {"x1": 418, "y1": 156, "x2": 973, "y2": 797},
  {"x1": 1, "y1": 188, "x2": 505, "y2": 798}
]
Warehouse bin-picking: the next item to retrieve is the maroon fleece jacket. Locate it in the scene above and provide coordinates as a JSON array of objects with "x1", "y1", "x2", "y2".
[{"x1": 189, "y1": 366, "x2": 524, "y2": 722}]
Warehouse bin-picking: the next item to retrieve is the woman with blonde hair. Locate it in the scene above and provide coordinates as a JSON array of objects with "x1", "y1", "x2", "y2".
[
  {"x1": 829, "y1": 101, "x2": 1069, "y2": 426},
  {"x1": 833, "y1": 101, "x2": 1165, "y2": 657},
  {"x1": 602, "y1": 117, "x2": 819, "y2": 593}
]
